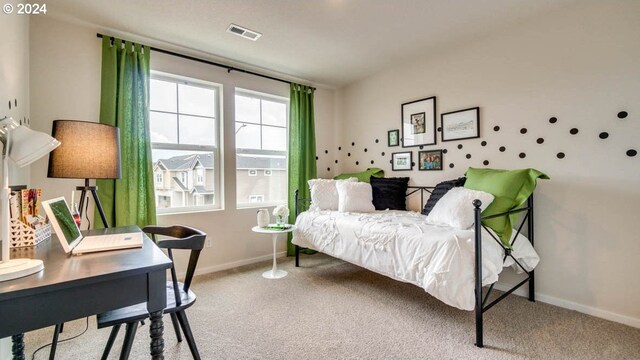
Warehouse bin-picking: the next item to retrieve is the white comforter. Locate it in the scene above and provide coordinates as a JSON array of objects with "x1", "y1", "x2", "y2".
[{"x1": 292, "y1": 210, "x2": 540, "y2": 311}]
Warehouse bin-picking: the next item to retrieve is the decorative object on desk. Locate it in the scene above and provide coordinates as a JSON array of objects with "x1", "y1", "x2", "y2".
[
  {"x1": 257, "y1": 208, "x2": 269, "y2": 228},
  {"x1": 401, "y1": 96, "x2": 436, "y2": 147},
  {"x1": 8, "y1": 187, "x2": 51, "y2": 248},
  {"x1": 441, "y1": 107, "x2": 480, "y2": 142},
  {"x1": 273, "y1": 205, "x2": 289, "y2": 226},
  {"x1": 388, "y1": 129, "x2": 399, "y2": 147},
  {"x1": 392, "y1": 151, "x2": 413, "y2": 171},
  {"x1": 419, "y1": 150, "x2": 443, "y2": 171},
  {"x1": 0, "y1": 116, "x2": 60, "y2": 282},
  {"x1": 47, "y1": 120, "x2": 121, "y2": 228}
]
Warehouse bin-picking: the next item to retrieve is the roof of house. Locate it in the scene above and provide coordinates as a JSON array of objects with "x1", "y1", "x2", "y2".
[
  {"x1": 190, "y1": 186, "x2": 213, "y2": 194},
  {"x1": 171, "y1": 177, "x2": 188, "y2": 191},
  {"x1": 155, "y1": 153, "x2": 214, "y2": 171}
]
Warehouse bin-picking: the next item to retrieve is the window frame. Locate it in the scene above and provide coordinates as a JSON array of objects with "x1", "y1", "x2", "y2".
[
  {"x1": 150, "y1": 71, "x2": 223, "y2": 214},
  {"x1": 235, "y1": 88, "x2": 289, "y2": 209}
]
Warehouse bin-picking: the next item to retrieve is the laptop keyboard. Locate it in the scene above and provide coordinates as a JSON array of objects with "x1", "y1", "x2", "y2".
[{"x1": 74, "y1": 233, "x2": 143, "y2": 253}]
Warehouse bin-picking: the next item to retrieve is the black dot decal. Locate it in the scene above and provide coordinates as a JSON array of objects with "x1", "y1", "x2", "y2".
[
  {"x1": 411, "y1": 162, "x2": 416, "y2": 166},
  {"x1": 437, "y1": 127, "x2": 442, "y2": 132},
  {"x1": 419, "y1": 146, "x2": 424, "y2": 150},
  {"x1": 481, "y1": 141, "x2": 487, "y2": 146},
  {"x1": 483, "y1": 160, "x2": 489, "y2": 166},
  {"x1": 381, "y1": 152, "x2": 385, "y2": 156},
  {"x1": 14, "y1": 99, "x2": 17, "y2": 107},
  {"x1": 315, "y1": 156, "x2": 318, "y2": 160},
  {"x1": 499, "y1": 146, "x2": 506, "y2": 152},
  {"x1": 8, "y1": 101, "x2": 11, "y2": 110},
  {"x1": 557, "y1": 152, "x2": 565, "y2": 159},
  {"x1": 466, "y1": 154, "x2": 471, "y2": 159},
  {"x1": 457, "y1": 144, "x2": 463, "y2": 149},
  {"x1": 536, "y1": 138, "x2": 544, "y2": 144},
  {"x1": 338, "y1": 146, "x2": 342, "y2": 150},
  {"x1": 352, "y1": 142, "x2": 355, "y2": 146},
  {"x1": 549, "y1": 117, "x2": 557, "y2": 124},
  {"x1": 627, "y1": 149, "x2": 637, "y2": 157},
  {"x1": 364, "y1": 148, "x2": 368, "y2": 152},
  {"x1": 442, "y1": 149, "x2": 448, "y2": 154},
  {"x1": 375, "y1": 139, "x2": 379, "y2": 143},
  {"x1": 520, "y1": 128, "x2": 527, "y2": 134},
  {"x1": 493, "y1": 126, "x2": 500, "y2": 132},
  {"x1": 618, "y1": 111, "x2": 628, "y2": 119},
  {"x1": 389, "y1": 160, "x2": 393, "y2": 164},
  {"x1": 335, "y1": 160, "x2": 338, "y2": 164},
  {"x1": 327, "y1": 167, "x2": 330, "y2": 171},
  {"x1": 599, "y1": 132, "x2": 609, "y2": 139},
  {"x1": 570, "y1": 128, "x2": 579, "y2": 135},
  {"x1": 449, "y1": 163, "x2": 455, "y2": 168},
  {"x1": 519, "y1": 152, "x2": 526, "y2": 159},
  {"x1": 371, "y1": 160, "x2": 375, "y2": 164},
  {"x1": 348, "y1": 153, "x2": 351, "y2": 157},
  {"x1": 355, "y1": 161, "x2": 359, "y2": 165},
  {"x1": 324, "y1": 150, "x2": 328, "y2": 154}
]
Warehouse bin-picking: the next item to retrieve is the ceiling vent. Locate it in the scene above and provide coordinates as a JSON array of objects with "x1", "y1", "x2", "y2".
[{"x1": 226, "y1": 24, "x2": 262, "y2": 41}]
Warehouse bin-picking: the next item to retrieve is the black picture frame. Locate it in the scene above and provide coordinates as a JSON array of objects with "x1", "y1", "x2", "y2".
[
  {"x1": 401, "y1": 96, "x2": 436, "y2": 148},
  {"x1": 388, "y1": 129, "x2": 399, "y2": 147},
  {"x1": 391, "y1": 151, "x2": 413, "y2": 171},
  {"x1": 441, "y1": 107, "x2": 480, "y2": 142},
  {"x1": 418, "y1": 150, "x2": 443, "y2": 171}
]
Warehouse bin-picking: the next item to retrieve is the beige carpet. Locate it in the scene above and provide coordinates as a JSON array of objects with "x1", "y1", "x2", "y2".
[{"x1": 24, "y1": 254, "x2": 640, "y2": 359}]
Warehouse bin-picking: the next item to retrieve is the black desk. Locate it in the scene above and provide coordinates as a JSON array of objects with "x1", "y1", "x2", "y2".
[{"x1": 0, "y1": 226, "x2": 172, "y2": 360}]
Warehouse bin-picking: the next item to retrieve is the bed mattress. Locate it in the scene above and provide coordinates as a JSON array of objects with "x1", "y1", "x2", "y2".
[{"x1": 292, "y1": 210, "x2": 539, "y2": 311}]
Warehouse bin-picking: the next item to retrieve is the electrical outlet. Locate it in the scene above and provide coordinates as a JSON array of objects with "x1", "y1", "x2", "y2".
[{"x1": 206, "y1": 239, "x2": 212, "y2": 248}]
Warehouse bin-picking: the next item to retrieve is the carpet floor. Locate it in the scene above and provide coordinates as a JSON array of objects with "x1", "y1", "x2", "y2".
[{"x1": 23, "y1": 254, "x2": 640, "y2": 359}]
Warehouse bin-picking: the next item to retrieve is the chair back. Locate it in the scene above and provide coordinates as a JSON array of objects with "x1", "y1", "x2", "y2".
[{"x1": 142, "y1": 225, "x2": 207, "y2": 306}]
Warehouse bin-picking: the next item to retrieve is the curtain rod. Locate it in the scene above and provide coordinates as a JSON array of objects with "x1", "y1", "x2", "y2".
[{"x1": 96, "y1": 33, "x2": 315, "y2": 90}]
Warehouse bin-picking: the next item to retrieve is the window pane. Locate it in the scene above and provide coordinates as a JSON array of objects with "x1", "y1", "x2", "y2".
[
  {"x1": 179, "y1": 115, "x2": 216, "y2": 146},
  {"x1": 235, "y1": 123, "x2": 261, "y2": 150},
  {"x1": 151, "y1": 149, "x2": 216, "y2": 209},
  {"x1": 150, "y1": 79, "x2": 177, "y2": 112},
  {"x1": 262, "y1": 100, "x2": 287, "y2": 127},
  {"x1": 236, "y1": 153, "x2": 287, "y2": 208},
  {"x1": 150, "y1": 111, "x2": 178, "y2": 143},
  {"x1": 235, "y1": 95, "x2": 260, "y2": 124},
  {"x1": 178, "y1": 84, "x2": 216, "y2": 117},
  {"x1": 262, "y1": 126, "x2": 287, "y2": 151}
]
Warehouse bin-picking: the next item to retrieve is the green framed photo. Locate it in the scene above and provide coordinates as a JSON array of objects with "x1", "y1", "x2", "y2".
[{"x1": 388, "y1": 129, "x2": 400, "y2": 147}]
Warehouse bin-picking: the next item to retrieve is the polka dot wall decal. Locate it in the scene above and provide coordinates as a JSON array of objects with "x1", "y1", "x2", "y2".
[
  {"x1": 352, "y1": 142, "x2": 355, "y2": 146},
  {"x1": 599, "y1": 132, "x2": 609, "y2": 139},
  {"x1": 618, "y1": 111, "x2": 628, "y2": 119},
  {"x1": 442, "y1": 149, "x2": 448, "y2": 154},
  {"x1": 437, "y1": 127, "x2": 442, "y2": 132},
  {"x1": 493, "y1": 126, "x2": 500, "y2": 132},
  {"x1": 364, "y1": 148, "x2": 368, "y2": 152},
  {"x1": 449, "y1": 163, "x2": 455, "y2": 168},
  {"x1": 419, "y1": 146, "x2": 424, "y2": 150},
  {"x1": 466, "y1": 154, "x2": 472, "y2": 159},
  {"x1": 324, "y1": 150, "x2": 328, "y2": 154},
  {"x1": 537, "y1": 138, "x2": 544, "y2": 144},
  {"x1": 549, "y1": 117, "x2": 557, "y2": 124},
  {"x1": 335, "y1": 160, "x2": 338, "y2": 164},
  {"x1": 519, "y1": 152, "x2": 526, "y2": 158},
  {"x1": 457, "y1": 144, "x2": 463, "y2": 149},
  {"x1": 481, "y1": 141, "x2": 487, "y2": 146},
  {"x1": 520, "y1": 128, "x2": 527, "y2": 134},
  {"x1": 570, "y1": 128, "x2": 579, "y2": 135},
  {"x1": 375, "y1": 139, "x2": 379, "y2": 143},
  {"x1": 557, "y1": 152, "x2": 565, "y2": 159},
  {"x1": 356, "y1": 161, "x2": 359, "y2": 165},
  {"x1": 338, "y1": 146, "x2": 342, "y2": 150},
  {"x1": 499, "y1": 146, "x2": 506, "y2": 152},
  {"x1": 390, "y1": 160, "x2": 393, "y2": 164},
  {"x1": 371, "y1": 160, "x2": 375, "y2": 164},
  {"x1": 327, "y1": 167, "x2": 330, "y2": 171},
  {"x1": 315, "y1": 156, "x2": 319, "y2": 160},
  {"x1": 411, "y1": 162, "x2": 416, "y2": 166},
  {"x1": 483, "y1": 160, "x2": 489, "y2": 166},
  {"x1": 381, "y1": 152, "x2": 385, "y2": 156},
  {"x1": 627, "y1": 149, "x2": 637, "y2": 157}
]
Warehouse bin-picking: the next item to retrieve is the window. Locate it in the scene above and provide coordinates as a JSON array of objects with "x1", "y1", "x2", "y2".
[
  {"x1": 150, "y1": 72, "x2": 221, "y2": 213},
  {"x1": 235, "y1": 89, "x2": 288, "y2": 208}
]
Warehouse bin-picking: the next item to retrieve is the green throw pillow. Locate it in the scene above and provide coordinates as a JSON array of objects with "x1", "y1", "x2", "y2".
[
  {"x1": 464, "y1": 167, "x2": 549, "y2": 247},
  {"x1": 334, "y1": 168, "x2": 384, "y2": 183}
]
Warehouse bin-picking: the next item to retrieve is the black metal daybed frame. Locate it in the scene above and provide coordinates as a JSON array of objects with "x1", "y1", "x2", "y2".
[{"x1": 293, "y1": 185, "x2": 536, "y2": 348}]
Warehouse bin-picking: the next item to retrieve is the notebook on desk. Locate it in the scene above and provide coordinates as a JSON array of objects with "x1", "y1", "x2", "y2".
[{"x1": 42, "y1": 197, "x2": 143, "y2": 255}]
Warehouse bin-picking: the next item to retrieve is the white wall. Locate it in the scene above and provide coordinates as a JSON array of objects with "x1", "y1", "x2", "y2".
[
  {"x1": 28, "y1": 16, "x2": 336, "y2": 276},
  {"x1": 332, "y1": 0, "x2": 640, "y2": 326}
]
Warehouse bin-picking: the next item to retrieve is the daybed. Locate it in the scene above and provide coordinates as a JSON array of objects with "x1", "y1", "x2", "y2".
[{"x1": 292, "y1": 180, "x2": 541, "y2": 348}]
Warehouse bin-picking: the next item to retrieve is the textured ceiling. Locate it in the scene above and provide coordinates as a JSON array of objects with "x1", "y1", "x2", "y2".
[{"x1": 47, "y1": 0, "x2": 575, "y2": 88}]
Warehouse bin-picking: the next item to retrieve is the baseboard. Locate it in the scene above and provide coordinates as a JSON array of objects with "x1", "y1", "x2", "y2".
[
  {"x1": 180, "y1": 251, "x2": 288, "y2": 278},
  {"x1": 493, "y1": 282, "x2": 640, "y2": 329}
]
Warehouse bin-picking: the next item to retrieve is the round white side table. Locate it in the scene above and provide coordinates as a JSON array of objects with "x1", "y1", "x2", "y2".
[{"x1": 251, "y1": 225, "x2": 296, "y2": 279}]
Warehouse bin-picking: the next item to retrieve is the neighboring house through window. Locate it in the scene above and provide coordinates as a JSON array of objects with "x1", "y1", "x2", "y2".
[{"x1": 149, "y1": 72, "x2": 221, "y2": 212}]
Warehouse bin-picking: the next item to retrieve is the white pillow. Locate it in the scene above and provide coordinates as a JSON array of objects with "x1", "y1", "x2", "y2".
[
  {"x1": 308, "y1": 178, "x2": 357, "y2": 211},
  {"x1": 425, "y1": 187, "x2": 494, "y2": 229},
  {"x1": 336, "y1": 181, "x2": 375, "y2": 213}
]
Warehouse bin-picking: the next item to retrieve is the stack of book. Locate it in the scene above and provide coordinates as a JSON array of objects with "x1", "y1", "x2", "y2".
[{"x1": 9, "y1": 188, "x2": 50, "y2": 248}]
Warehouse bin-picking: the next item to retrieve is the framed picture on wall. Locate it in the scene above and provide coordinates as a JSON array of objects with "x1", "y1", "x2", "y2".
[
  {"x1": 441, "y1": 107, "x2": 480, "y2": 142},
  {"x1": 391, "y1": 151, "x2": 413, "y2": 171},
  {"x1": 418, "y1": 150, "x2": 443, "y2": 171},
  {"x1": 388, "y1": 129, "x2": 400, "y2": 147},
  {"x1": 401, "y1": 96, "x2": 436, "y2": 147}
]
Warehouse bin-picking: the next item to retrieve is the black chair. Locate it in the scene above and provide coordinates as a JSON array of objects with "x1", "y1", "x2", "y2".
[{"x1": 97, "y1": 225, "x2": 206, "y2": 360}]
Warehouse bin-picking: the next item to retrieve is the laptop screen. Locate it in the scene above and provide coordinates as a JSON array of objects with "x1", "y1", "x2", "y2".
[{"x1": 44, "y1": 198, "x2": 81, "y2": 247}]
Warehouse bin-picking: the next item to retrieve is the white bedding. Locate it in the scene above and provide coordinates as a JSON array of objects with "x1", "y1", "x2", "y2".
[{"x1": 292, "y1": 210, "x2": 539, "y2": 311}]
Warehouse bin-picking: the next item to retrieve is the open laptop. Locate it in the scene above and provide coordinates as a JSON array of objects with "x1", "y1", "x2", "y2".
[{"x1": 42, "y1": 197, "x2": 143, "y2": 255}]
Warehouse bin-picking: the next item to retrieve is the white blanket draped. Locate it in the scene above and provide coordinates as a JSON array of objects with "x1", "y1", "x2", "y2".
[{"x1": 292, "y1": 210, "x2": 539, "y2": 311}]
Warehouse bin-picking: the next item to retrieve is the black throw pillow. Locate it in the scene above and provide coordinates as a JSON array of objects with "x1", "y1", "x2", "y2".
[
  {"x1": 421, "y1": 177, "x2": 467, "y2": 215},
  {"x1": 370, "y1": 177, "x2": 410, "y2": 210}
]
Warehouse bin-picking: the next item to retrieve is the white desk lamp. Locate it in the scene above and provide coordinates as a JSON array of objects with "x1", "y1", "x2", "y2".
[{"x1": 0, "y1": 116, "x2": 60, "y2": 282}]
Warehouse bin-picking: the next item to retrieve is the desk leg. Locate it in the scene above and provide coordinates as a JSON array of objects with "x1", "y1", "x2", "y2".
[
  {"x1": 149, "y1": 311, "x2": 164, "y2": 359},
  {"x1": 11, "y1": 334, "x2": 24, "y2": 360},
  {"x1": 148, "y1": 270, "x2": 166, "y2": 360}
]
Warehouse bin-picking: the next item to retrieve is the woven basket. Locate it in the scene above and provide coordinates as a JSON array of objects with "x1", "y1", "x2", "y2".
[{"x1": 9, "y1": 219, "x2": 51, "y2": 248}]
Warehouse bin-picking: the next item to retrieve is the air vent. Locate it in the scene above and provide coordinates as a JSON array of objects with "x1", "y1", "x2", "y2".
[{"x1": 226, "y1": 24, "x2": 262, "y2": 41}]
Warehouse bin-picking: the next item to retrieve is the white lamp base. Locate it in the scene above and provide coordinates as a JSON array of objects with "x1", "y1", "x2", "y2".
[{"x1": 0, "y1": 258, "x2": 44, "y2": 282}]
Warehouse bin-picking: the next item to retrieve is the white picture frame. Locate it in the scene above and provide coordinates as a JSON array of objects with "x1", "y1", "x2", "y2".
[{"x1": 441, "y1": 107, "x2": 480, "y2": 142}]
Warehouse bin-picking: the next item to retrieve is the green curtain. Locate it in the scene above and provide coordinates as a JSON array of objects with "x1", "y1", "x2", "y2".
[
  {"x1": 287, "y1": 83, "x2": 317, "y2": 255},
  {"x1": 95, "y1": 37, "x2": 156, "y2": 228}
]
